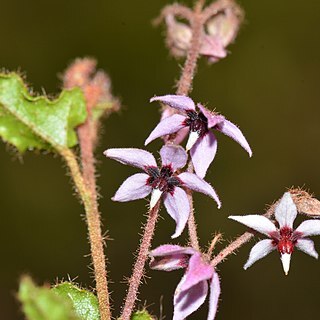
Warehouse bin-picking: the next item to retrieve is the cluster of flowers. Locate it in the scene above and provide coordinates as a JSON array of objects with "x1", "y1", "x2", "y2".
[
  {"x1": 104, "y1": 96, "x2": 320, "y2": 319},
  {"x1": 104, "y1": 94, "x2": 252, "y2": 319}
]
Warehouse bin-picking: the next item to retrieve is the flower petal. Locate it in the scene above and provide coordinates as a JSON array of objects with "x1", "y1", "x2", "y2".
[
  {"x1": 173, "y1": 275, "x2": 208, "y2": 320},
  {"x1": 190, "y1": 131, "x2": 217, "y2": 178},
  {"x1": 150, "y1": 244, "x2": 196, "y2": 258},
  {"x1": 160, "y1": 145, "x2": 188, "y2": 171},
  {"x1": 149, "y1": 244, "x2": 192, "y2": 272},
  {"x1": 207, "y1": 272, "x2": 221, "y2": 320},
  {"x1": 244, "y1": 239, "x2": 275, "y2": 270},
  {"x1": 150, "y1": 94, "x2": 196, "y2": 111},
  {"x1": 281, "y1": 253, "x2": 291, "y2": 275},
  {"x1": 295, "y1": 219, "x2": 320, "y2": 237},
  {"x1": 180, "y1": 253, "x2": 214, "y2": 292},
  {"x1": 197, "y1": 104, "x2": 225, "y2": 129},
  {"x1": 150, "y1": 188, "x2": 163, "y2": 209},
  {"x1": 229, "y1": 215, "x2": 277, "y2": 236},
  {"x1": 215, "y1": 119, "x2": 252, "y2": 157},
  {"x1": 178, "y1": 172, "x2": 221, "y2": 208},
  {"x1": 163, "y1": 187, "x2": 190, "y2": 238},
  {"x1": 145, "y1": 114, "x2": 187, "y2": 145},
  {"x1": 112, "y1": 173, "x2": 152, "y2": 202},
  {"x1": 104, "y1": 148, "x2": 157, "y2": 170},
  {"x1": 296, "y1": 238, "x2": 319, "y2": 259},
  {"x1": 274, "y1": 192, "x2": 297, "y2": 229},
  {"x1": 186, "y1": 131, "x2": 200, "y2": 151}
]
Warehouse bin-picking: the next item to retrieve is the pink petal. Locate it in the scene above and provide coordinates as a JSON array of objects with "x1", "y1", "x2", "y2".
[
  {"x1": 178, "y1": 172, "x2": 221, "y2": 208},
  {"x1": 295, "y1": 219, "x2": 320, "y2": 237},
  {"x1": 296, "y1": 239, "x2": 319, "y2": 259},
  {"x1": 150, "y1": 244, "x2": 196, "y2": 258},
  {"x1": 197, "y1": 104, "x2": 225, "y2": 129},
  {"x1": 274, "y1": 192, "x2": 297, "y2": 229},
  {"x1": 190, "y1": 131, "x2": 217, "y2": 179},
  {"x1": 160, "y1": 145, "x2": 188, "y2": 171},
  {"x1": 163, "y1": 187, "x2": 190, "y2": 238},
  {"x1": 149, "y1": 245, "x2": 191, "y2": 272},
  {"x1": 112, "y1": 173, "x2": 152, "y2": 202},
  {"x1": 173, "y1": 275, "x2": 208, "y2": 320},
  {"x1": 180, "y1": 253, "x2": 214, "y2": 292},
  {"x1": 145, "y1": 114, "x2": 187, "y2": 145},
  {"x1": 215, "y1": 119, "x2": 252, "y2": 157},
  {"x1": 207, "y1": 272, "x2": 221, "y2": 320},
  {"x1": 244, "y1": 239, "x2": 275, "y2": 270},
  {"x1": 229, "y1": 215, "x2": 277, "y2": 236},
  {"x1": 104, "y1": 148, "x2": 157, "y2": 170},
  {"x1": 150, "y1": 94, "x2": 196, "y2": 111}
]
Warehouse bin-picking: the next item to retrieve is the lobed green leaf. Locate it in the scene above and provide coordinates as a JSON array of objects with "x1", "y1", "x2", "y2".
[
  {"x1": 18, "y1": 276, "x2": 80, "y2": 320},
  {"x1": 0, "y1": 73, "x2": 87, "y2": 152},
  {"x1": 131, "y1": 310, "x2": 155, "y2": 320},
  {"x1": 52, "y1": 282, "x2": 100, "y2": 320}
]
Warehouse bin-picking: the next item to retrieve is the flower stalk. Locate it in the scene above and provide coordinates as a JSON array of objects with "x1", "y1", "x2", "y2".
[
  {"x1": 59, "y1": 147, "x2": 111, "y2": 320},
  {"x1": 120, "y1": 202, "x2": 161, "y2": 320}
]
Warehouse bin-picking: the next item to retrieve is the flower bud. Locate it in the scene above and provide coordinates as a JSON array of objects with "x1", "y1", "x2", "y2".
[
  {"x1": 165, "y1": 15, "x2": 192, "y2": 57},
  {"x1": 206, "y1": 6, "x2": 243, "y2": 48}
]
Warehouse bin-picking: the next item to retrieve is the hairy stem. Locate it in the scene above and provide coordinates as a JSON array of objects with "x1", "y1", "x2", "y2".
[
  {"x1": 186, "y1": 161, "x2": 200, "y2": 251},
  {"x1": 172, "y1": 0, "x2": 206, "y2": 251},
  {"x1": 59, "y1": 148, "x2": 111, "y2": 320},
  {"x1": 120, "y1": 202, "x2": 161, "y2": 320},
  {"x1": 176, "y1": 1, "x2": 204, "y2": 95}
]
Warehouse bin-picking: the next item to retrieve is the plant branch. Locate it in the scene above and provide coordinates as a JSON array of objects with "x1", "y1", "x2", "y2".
[
  {"x1": 59, "y1": 147, "x2": 111, "y2": 320},
  {"x1": 120, "y1": 202, "x2": 161, "y2": 320},
  {"x1": 176, "y1": 1, "x2": 205, "y2": 96}
]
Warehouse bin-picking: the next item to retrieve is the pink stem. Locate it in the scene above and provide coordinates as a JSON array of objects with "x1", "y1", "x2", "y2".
[{"x1": 120, "y1": 202, "x2": 160, "y2": 320}]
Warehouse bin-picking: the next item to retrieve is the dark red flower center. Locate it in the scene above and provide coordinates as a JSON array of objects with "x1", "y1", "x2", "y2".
[
  {"x1": 146, "y1": 165, "x2": 181, "y2": 194},
  {"x1": 270, "y1": 227, "x2": 299, "y2": 254},
  {"x1": 184, "y1": 110, "x2": 209, "y2": 137}
]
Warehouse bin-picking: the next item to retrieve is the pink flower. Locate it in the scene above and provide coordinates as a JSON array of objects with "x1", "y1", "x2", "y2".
[
  {"x1": 150, "y1": 245, "x2": 220, "y2": 320},
  {"x1": 145, "y1": 95, "x2": 252, "y2": 178},
  {"x1": 229, "y1": 192, "x2": 320, "y2": 275},
  {"x1": 104, "y1": 145, "x2": 220, "y2": 238}
]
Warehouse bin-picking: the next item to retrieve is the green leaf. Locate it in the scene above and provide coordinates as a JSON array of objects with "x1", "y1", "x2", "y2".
[
  {"x1": 131, "y1": 310, "x2": 154, "y2": 320},
  {"x1": 52, "y1": 282, "x2": 100, "y2": 320},
  {"x1": 0, "y1": 73, "x2": 87, "y2": 152},
  {"x1": 18, "y1": 276, "x2": 80, "y2": 320}
]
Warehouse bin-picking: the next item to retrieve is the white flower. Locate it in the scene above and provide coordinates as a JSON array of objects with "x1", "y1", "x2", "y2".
[{"x1": 229, "y1": 192, "x2": 320, "y2": 275}]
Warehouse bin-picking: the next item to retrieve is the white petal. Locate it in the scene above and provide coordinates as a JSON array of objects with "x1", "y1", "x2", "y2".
[
  {"x1": 280, "y1": 253, "x2": 291, "y2": 275},
  {"x1": 295, "y1": 220, "x2": 320, "y2": 237},
  {"x1": 150, "y1": 188, "x2": 163, "y2": 209},
  {"x1": 229, "y1": 215, "x2": 277, "y2": 236},
  {"x1": 274, "y1": 192, "x2": 297, "y2": 228},
  {"x1": 296, "y1": 238, "x2": 318, "y2": 259},
  {"x1": 244, "y1": 239, "x2": 275, "y2": 270},
  {"x1": 186, "y1": 131, "x2": 200, "y2": 151}
]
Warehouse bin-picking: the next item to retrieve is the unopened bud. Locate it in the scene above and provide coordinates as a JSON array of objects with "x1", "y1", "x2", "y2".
[
  {"x1": 206, "y1": 6, "x2": 243, "y2": 48},
  {"x1": 165, "y1": 15, "x2": 192, "y2": 57}
]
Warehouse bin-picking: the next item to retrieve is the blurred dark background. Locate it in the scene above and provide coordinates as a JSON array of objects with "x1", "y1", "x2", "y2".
[{"x1": 1, "y1": 0, "x2": 320, "y2": 319}]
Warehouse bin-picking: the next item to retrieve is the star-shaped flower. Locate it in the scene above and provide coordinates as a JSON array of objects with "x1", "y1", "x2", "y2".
[
  {"x1": 150, "y1": 244, "x2": 220, "y2": 320},
  {"x1": 104, "y1": 145, "x2": 220, "y2": 238},
  {"x1": 145, "y1": 95, "x2": 252, "y2": 178},
  {"x1": 229, "y1": 192, "x2": 320, "y2": 275}
]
